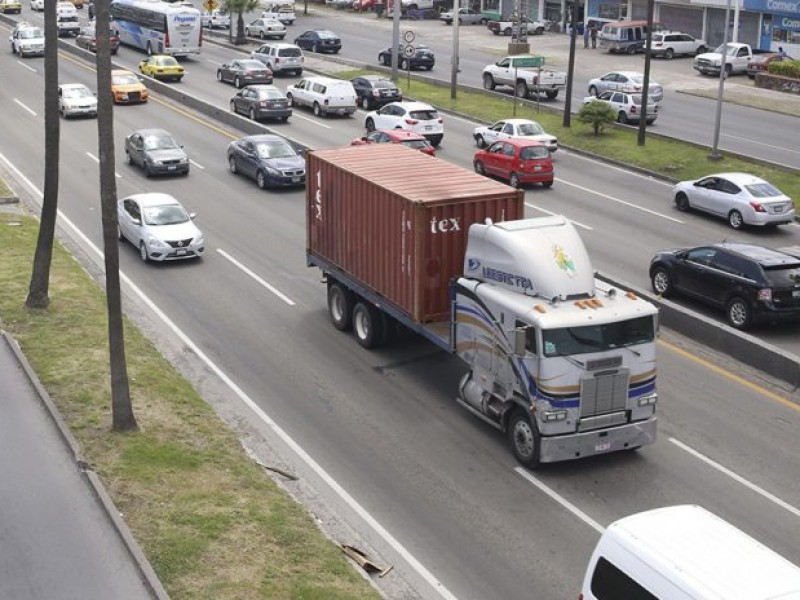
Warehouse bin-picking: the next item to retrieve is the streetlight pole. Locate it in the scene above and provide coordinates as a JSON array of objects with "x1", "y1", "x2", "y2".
[
  {"x1": 710, "y1": 0, "x2": 732, "y2": 160},
  {"x1": 392, "y1": 0, "x2": 400, "y2": 81},
  {"x1": 637, "y1": 0, "x2": 654, "y2": 146},
  {"x1": 451, "y1": 0, "x2": 460, "y2": 99},
  {"x1": 562, "y1": 0, "x2": 578, "y2": 127}
]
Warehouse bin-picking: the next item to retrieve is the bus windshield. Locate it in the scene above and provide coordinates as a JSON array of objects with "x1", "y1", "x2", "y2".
[{"x1": 542, "y1": 316, "x2": 654, "y2": 357}]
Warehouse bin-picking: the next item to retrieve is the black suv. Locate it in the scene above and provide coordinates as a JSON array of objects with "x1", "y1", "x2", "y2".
[
  {"x1": 649, "y1": 243, "x2": 800, "y2": 330},
  {"x1": 350, "y1": 75, "x2": 402, "y2": 110}
]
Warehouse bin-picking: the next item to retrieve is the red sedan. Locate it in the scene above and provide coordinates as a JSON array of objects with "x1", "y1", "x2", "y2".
[
  {"x1": 350, "y1": 129, "x2": 436, "y2": 156},
  {"x1": 473, "y1": 139, "x2": 553, "y2": 188}
]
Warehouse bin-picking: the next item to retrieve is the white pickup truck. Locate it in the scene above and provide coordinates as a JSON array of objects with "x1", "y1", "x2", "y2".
[
  {"x1": 482, "y1": 55, "x2": 566, "y2": 100},
  {"x1": 694, "y1": 42, "x2": 772, "y2": 76},
  {"x1": 487, "y1": 18, "x2": 545, "y2": 36}
]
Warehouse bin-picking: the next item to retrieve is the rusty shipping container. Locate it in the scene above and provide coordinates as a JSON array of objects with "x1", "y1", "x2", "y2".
[{"x1": 306, "y1": 144, "x2": 525, "y2": 323}]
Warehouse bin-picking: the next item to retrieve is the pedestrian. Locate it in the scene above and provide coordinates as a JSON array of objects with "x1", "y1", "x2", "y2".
[
  {"x1": 583, "y1": 23, "x2": 589, "y2": 48},
  {"x1": 778, "y1": 46, "x2": 788, "y2": 57},
  {"x1": 590, "y1": 24, "x2": 598, "y2": 49}
]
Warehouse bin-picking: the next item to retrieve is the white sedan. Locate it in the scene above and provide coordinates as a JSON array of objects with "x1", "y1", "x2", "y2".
[
  {"x1": 364, "y1": 101, "x2": 443, "y2": 147},
  {"x1": 672, "y1": 172, "x2": 796, "y2": 229},
  {"x1": 58, "y1": 83, "x2": 97, "y2": 118},
  {"x1": 473, "y1": 118, "x2": 557, "y2": 153},
  {"x1": 244, "y1": 17, "x2": 286, "y2": 40},
  {"x1": 117, "y1": 193, "x2": 205, "y2": 262}
]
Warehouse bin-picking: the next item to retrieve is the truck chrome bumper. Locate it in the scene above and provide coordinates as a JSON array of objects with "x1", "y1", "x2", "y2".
[{"x1": 539, "y1": 417, "x2": 657, "y2": 463}]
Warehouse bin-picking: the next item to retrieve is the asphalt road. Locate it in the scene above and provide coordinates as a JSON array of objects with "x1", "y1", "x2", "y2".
[{"x1": 1, "y1": 17, "x2": 800, "y2": 600}]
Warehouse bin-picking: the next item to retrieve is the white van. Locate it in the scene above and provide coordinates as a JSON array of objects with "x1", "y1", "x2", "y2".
[
  {"x1": 285, "y1": 76, "x2": 356, "y2": 117},
  {"x1": 598, "y1": 20, "x2": 655, "y2": 54},
  {"x1": 582, "y1": 505, "x2": 800, "y2": 599}
]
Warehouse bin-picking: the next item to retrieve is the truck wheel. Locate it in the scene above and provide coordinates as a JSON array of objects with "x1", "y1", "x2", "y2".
[
  {"x1": 508, "y1": 410, "x2": 540, "y2": 468},
  {"x1": 545, "y1": 90, "x2": 558, "y2": 100},
  {"x1": 482, "y1": 73, "x2": 496, "y2": 91},
  {"x1": 726, "y1": 297, "x2": 751, "y2": 330},
  {"x1": 327, "y1": 282, "x2": 353, "y2": 331},
  {"x1": 352, "y1": 301, "x2": 384, "y2": 349},
  {"x1": 515, "y1": 81, "x2": 528, "y2": 98}
]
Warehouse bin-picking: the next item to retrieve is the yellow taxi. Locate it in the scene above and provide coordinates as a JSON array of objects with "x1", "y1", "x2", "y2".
[
  {"x1": 111, "y1": 69, "x2": 148, "y2": 104},
  {"x1": 139, "y1": 55, "x2": 185, "y2": 83},
  {"x1": 0, "y1": 0, "x2": 23, "y2": 14}
]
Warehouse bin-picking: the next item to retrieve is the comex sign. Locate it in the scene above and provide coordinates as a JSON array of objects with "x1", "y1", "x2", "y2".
[{"x1": 745, "y1": 0, "x2": 800, "y2": 15}]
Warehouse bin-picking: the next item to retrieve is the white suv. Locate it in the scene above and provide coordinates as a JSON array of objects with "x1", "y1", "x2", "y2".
[
  {"x1": 250, "y1": 42, "x2": 303, "y2": 76},
  {"x1": 364, "y1": 101, "x2": 444, "y2": 147},
  {"x1": 649, "y1": 31, "x2": 707, "y2": 59},
  {"x1": 10, "y1": 24, "x2": 45, "y2": 57},
  {"x1": 286, "y1": 76, "x2": 357, "y2": 117}
]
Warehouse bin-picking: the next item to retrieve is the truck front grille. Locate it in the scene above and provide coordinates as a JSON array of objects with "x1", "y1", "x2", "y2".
[{"x1": 579, "y1": 368, "x2": 629, "y2": 418}]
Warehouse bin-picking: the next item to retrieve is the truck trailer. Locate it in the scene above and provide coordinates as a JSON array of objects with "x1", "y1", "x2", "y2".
[{"x1": 306, "y1": 144, "x2": 659, "y2": 467}]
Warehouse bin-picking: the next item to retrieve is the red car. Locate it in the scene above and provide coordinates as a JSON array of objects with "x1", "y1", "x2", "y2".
[
  {"x1": 350, "y1": 129, "x2": 436, "y2": 156},
  {"x1": 473, "y1": 139, "x2": 553, "y2": 188}
]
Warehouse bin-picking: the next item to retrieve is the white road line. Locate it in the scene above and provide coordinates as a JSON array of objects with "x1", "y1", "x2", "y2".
[
  {"x1": 290, "y1": 112, "x2": 332, "y2": 128},
  {"x1": 515, "y1": 467, "x2": 605, "y2": 534},
  {"x1": 559, "y1": 179, "x2": 685, "y2": 223},
  {"x1": 561, "y1": 149, "x2": 675, "y2": 186},
  {"x1": 525, "y1": 202, "x2": 593, "y2": 230},
  {"x1": 14, "y1": 98, "x2": 36, "y2": 116},
  {"x1": 722, "y1": 132, "x2": 800, "y2": 155},
  {"x1": 85, "y1": 152, "x2": 122, "y2": 178},
  {"x1": 216, "y1": 248, "x2": 296, "y2": 306},
  {"x1": 16, "y1": 61, "x2": 37, "y2": 73},
  {"x1": 206, "y1": 59, "x2": 222, "y2": 65},
  {"x1": 189, "y1": 159, "x2": 204, "y2": 169},
  {"x1": 0, "y1": 149, "x2": 458, "y2": 600},
  {"x1": 669, "y1": 437, "x2": 800, "y2": 519}
]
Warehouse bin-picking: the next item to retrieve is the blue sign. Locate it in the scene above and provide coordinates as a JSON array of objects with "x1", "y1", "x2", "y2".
[{"x1": 744, "y1": 0, "x2": 800, "y2": 16}]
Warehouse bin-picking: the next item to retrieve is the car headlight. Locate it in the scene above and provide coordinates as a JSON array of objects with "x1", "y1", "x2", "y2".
[
  {"x1": 150, "y1": 159, "x2": 163, "y2": 165},
  {"x1": 194, "y1": 236, "x2": 204, "y2": 246},
  {"x1": 179, "y1": 157, "x2": 188, "y2": 163},
  {"x1": 265, "y1": 166, "x2": 281, "y2": 176},
  {"x1": 148, "y1": 236, "x2": 167, "y2": 248}
]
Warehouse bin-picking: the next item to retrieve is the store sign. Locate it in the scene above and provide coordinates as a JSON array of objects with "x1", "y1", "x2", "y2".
[{"x1": 744, "y1": 0, "x2": 800, "y2": 15}]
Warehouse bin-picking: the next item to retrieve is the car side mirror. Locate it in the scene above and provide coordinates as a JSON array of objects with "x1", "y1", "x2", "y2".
[{"x1": 189, "y1": 212, "x2": 197, "y2": 220}]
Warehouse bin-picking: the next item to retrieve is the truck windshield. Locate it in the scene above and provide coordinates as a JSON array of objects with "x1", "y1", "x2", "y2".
[
  {"x1": 542, "y1": 316, "x2": 654, "y2": 357},
  {"x1": 713, "y1": 44, "x2": 738, "y2": 56}
]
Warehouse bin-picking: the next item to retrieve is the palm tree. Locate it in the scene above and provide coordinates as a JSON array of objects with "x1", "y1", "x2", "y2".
[
  {"x1": 94, "y1": 0, "x2": 138, "y2": 432},
  {"x1": 26, "y1": 0, "x2": 61, "y2": 309},
  {"x1": 225, "y1": 0, "x2": 261, "y2": 45}
]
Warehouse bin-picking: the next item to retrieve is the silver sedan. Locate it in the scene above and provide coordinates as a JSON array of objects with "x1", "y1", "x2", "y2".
[{"x1": 587, "y1": 71, "x2": 664, "y2": 103}]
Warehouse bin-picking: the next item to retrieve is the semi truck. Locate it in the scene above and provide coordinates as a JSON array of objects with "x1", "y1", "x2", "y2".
[{"x1": 306, "y1": 144, "x2": 659, "y2": 467}]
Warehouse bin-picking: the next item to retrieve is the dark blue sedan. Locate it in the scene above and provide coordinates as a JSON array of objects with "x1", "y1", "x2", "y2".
[
  {"x1": 227, "y1": 134, "x2": 305, "y2": 189},
  {"x1": 294, "y1": 29, "x2": 341, "y2": 54},
  {"x1": 378, "y1": 44, "x2": 435, "y2": 71}
]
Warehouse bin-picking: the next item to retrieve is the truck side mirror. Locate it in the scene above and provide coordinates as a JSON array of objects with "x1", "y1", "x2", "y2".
[{"x1": 514, "y1": 328, "x2": 527, "y2": 356}]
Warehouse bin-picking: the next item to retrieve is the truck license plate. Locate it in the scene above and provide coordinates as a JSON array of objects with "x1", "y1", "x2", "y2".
[{"x1": 595, "y1": 442, "x2": 611, "y2": 452}]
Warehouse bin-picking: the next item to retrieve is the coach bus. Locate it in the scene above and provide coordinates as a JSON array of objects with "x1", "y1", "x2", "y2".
[{"x1": 110, "y1": 0, "x2": 201, "y2": 56}]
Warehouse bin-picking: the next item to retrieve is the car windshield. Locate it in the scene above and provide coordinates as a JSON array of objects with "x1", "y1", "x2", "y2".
[
  {"x1": 143, "y1": 204, "x2": 189, "y2": 226},
  {"x1": 744, "y1": 182, "x2": 783, "y2": 198},
  {"x1": 240, "y1": 60, "x2": 264, "y2": 70},
  {"x1": 520, "y1": 146, "x2": 549, "y2": 160},
  {"x1": 19, "y1": 28, "x2": 44, "y2": 38},
  {"x1": 409, "y1": 109, "x2": 438, "y2": 120},
  {"x1": 156, "y1": 56, "x2": 179, "y2": 66},
  {"x1": 144, "y1": 135, "x2": 179, "y2": 151},
  {"x1": 256, "y1": 142, "x2": 296, "y2": 159},
  {"x1": 402, "y1": 140, "x2": 429, "y2": 150},
  {"x1": 63, "y1": 86, "x2": 92, "y2": 98},
  {"x1": 373, "y1": 78, "x2": 394, "y2": 88},
  {"x1": 113, "y1": 73, "x2": 139, "y2": 85},
  {"x1": 278, "y1": 48, "x2": 302, "y2": 57},
  {"x1": 316, "y1": 30, "x2": 336, "y2": 38},
  {"x1": 258, "y1": 89, "x2": 284, "y2": 99},
  {"x1": 516, "y1": 122, "x2": 545, "y2": 135},
  {"x1": 542, "y1": 316, "x2": 655, "y2": 357},
  {"x1": 714, "y1": 44, "x2": 738, "y2": 56}
]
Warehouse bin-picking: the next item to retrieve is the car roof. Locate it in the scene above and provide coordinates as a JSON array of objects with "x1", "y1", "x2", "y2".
[
  {"x1": 498, "y1": 118, "x2": 540, "y2": 125},
  {"x1": 393, "y1": 101, "x2": 435, "y2": 110},
  {"x1": 378, "y1": 129, "x2": 427, "y2": 141},
  {"x1": 59, "y1": 83, "x2": 90, "y2": 90},
  {"x1": 707, "y1": 172, "x2": 768, "y2": 185},
  {"x1": 495, "y1": 138, "x2": 547, "y2": 148},
  {"x1": 131, "y1": 128, "x2": 172, "y2": 137},
  {"x1": 246, "y1": 84, "x2": 282, "y2": 91},
  {"x1": 714, "y1": 243, "x2": 800, "y2": 267},
  {"x1": 358, "y1": 74, "x2": 394, "y2": 82},
  {"x1": 126, "y1": 193, "x2": 181, "y2": 208},
  {"x1": 241, "y1": 134, "x2": 291, "y2": 144}
]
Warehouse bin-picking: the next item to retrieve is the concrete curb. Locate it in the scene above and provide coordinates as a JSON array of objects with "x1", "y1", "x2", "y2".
[{"x1": 0, "y1": 332, "x2": 170, "y2": 600}]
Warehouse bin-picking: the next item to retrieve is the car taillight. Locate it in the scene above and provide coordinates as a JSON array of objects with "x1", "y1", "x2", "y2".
[
  {"x1": 631, "y1": 105, "x2": 637, "y2": 113},
  {"x1": 405, "y1": 118, "x2": 418, "y2": 124},
  {"x1": 757, "y1": 288, "x2": 772, "y2": 301},
  {"x1": 633, "y1": 85, "x2": 642, "y2": 91},
  {"x1": 749, "y1": 201, "x2": 766, "y2": 213},
  {"x1": 654, "y1": 42, "x2": 662, "y2": 47},
  {"x1": 438, "y1": 118, "x2": 443, "y2": 123},
  {"x1": 165, "y1": 30, "x2": 169, "y2": 48},
  {"x1": 324, "y1": 98, "x2": 329, "y2": 105}
]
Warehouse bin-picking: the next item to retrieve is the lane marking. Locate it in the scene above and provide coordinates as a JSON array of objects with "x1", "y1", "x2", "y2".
[
  {"x1": 559, "y1": 179, "x2": 684, "y2": 223},
  {"x1": 16, "y1": 61, "x2": 37, "y2": 73},
  {"x1": 564, "y1": 149, "x2": 675, "y2": 185},
  {"x1": 0, "y1": 150, "x2": 458, "y2": 600},
  {"x1": 150, "y1": 95, "x2": 238, "y2": 138},
  {"x1": 659, "y1": 338, "x2": 800, "y2": 414},
  {"x1": 14, "y1": 98, "x2": 37, "y2": 116},
  {"x1": 290, "y1": 112, "x2": 333, "y2": 128},
  {"x1": 189, "y1": 159, "x2": 204, "y2": 169},
  {"x1": 722, "y1": 132, "x2": 800, "y2": 156},
  {"x1": 514, "y1": 468, "x2": 605, "y2": 534},
  {"x1": 85, "y1": 152, "x2": 122, "y2": 178},
  {"x1": 525, "y1": 202, "x2": 592, "y2": 230},
  {"x1": 669, "y1": 438, "x2": 800, "y2": 519},
  {"x1": 216, "y1": 248, "x2": 296, "y2": 306}
]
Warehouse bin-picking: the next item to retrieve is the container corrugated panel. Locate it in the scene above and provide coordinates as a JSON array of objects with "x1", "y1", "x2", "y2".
[{"x1": 307, "y1": 144, "x2": 525, "y2": 323}]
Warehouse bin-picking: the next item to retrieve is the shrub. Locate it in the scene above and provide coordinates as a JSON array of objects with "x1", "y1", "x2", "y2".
[
  {"x1": 768, "y1": 59, "x2": 800, "y2": 79},
  {"x1": 577, "y1": 100, "x2": 617, "y2": 135}
]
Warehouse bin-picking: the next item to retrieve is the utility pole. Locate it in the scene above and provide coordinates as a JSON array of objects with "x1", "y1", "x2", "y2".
[
  {"x1": 392, "y1": 0, "x2": 401, "y2": 80},
  {"x1": 451, "y1": 0, "x2": 460, "y2": 99},
  {"x1": 562, "y1": 0, "x2": 578, "y2": 127},
  {"x1": 637, "y1": 0, "x2": 654, "y2": 146},
  {"x1": 710, "y1": 0, "x2": 733, "y2": 160}
]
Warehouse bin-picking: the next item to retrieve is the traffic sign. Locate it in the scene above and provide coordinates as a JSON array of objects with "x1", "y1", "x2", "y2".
[
  {"x1": 403, "y1": 44, "x2": 416, "y2": 58},
  {"x1": 512, "y1": 55, "x2": 545, "y2": 68},
  {"x1": 403, "y1": 30, "x2": 415, "y2": 43},
  {"x1": 203, "y1": 0, "x2": 218, "y2": 12}
]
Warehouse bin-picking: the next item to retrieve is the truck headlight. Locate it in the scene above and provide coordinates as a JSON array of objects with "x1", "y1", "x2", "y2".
[
  {"x1": 637, "y1": 394, "x2": 657, "y2": 407},
  {"x1": 542, "y1": 410, "x2": 567, "y2": 422}
]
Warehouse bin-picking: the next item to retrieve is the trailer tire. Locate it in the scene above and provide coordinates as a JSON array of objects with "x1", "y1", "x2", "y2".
[
  {"x1": 327, "y1": 282, "x2": 353, "y2": 332},
  {"x1": 352, "y1": 301, "x2": 384, "y2": 349},
  {"x1": 508, "y1": 409, "x2": 540, "y2": 468}
]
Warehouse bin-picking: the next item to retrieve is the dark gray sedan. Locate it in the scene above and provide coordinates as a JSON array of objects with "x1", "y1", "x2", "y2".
[
  {"x1": 230, "y1": 85, "x2": 292, "y2": 121},
  {"x1": 216, "y1": 59, "x2": 273, "y2": 88},
  {"x1": 124, "y1": 129, "x2": 189, "y2": 177}
]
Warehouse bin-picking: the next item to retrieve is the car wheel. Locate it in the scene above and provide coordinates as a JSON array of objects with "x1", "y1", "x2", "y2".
[
  {"x1": 515, "y1": 81, "x2": 528, "y2": 98},
  {"x1": 480, "y1": 17, "x2": 488, "y2": 25},
  {"x1": 508, "y1": 409, "x2": 540, "y2": 468},
  {"x1": 352, "y1": 301, "x2": 384, "y2": 349},
  {"x1": 475, "y1": 134, "x2": 486, "y2": 148},
  {"x1": 327, "y1": 282, "x2": 353, "y2": 332},
  {"x1": 509, "y1": 172, "x2": 521, "y2": 188},
  {"x1": 545, "y1": 90, "x2": 558, "y2": 100},
  {"x1": 503, "y1": 27, "x2": 512, "y2": 36},
  {"x1": 695, "y1": 45, "x2": 707, "y2": 55},
  {"x1": 256, "y1": 170, "x2": 267, "y2": 189},
  {"x1": 117, "y1": 225, "x2": 124, "y2": 242},
  {"x1": 250, "y1": 107, "x2": 257, "y2": 120},
  {"x1": 260, "y1": 32, "x2": 267, "y2": 41},
  {"x1": 139, "y1": 242, "x2": 149, "y2": 263},
  {"x1": 664, "y1": 47, "x2": 674, "y2": 59},
  {"x1": 474, "y1": 160, "x2": 485, "y2": 175},
  {"x1": 726, "y1": 297, "x2": 751, "y2": 330},
  {"x1": 365, "y1": 117, "x2": 375, "y2": 132},
  {"x1": 482, "y1": 73, "x2": 496, "y2": 91},
  {"x1": 651, "y1": 266, "x2": 673, "y2": 297},
  {"x1": 542, "y1": 180, "x2": 554, "y2": 188},
  {"x1": 146, "y1": 41, "x2": 152, "y2": 56},
  {"x1": 216, "y1": 70, "x2": 223, "y2": 82},
  {"x1": 401, "y1": 58, "x2": 409, "y2": 70},
  {"x1": 313, "y1": 102, "x2": 321, "y2": 116},
  {"x1": 588, "y1": 85, "x2": 598, "y2": 96},
  {"x1": 361, "y1": 96, "x2": 370, "y2": 110},
  {"x1": 230, "y1": 100, "x2": 236, "y2": 113},
  {"x1": 295, "y1": 68, "x2": 302, "y2": 76},
  {"x1": 234, "y1": 76, "x2": 242, "y2": 88},
  {"x1": 728, "y1": 210, "x2": 744, "y2": 229},
  {"x1": 675, "y1": 192, "x2": 690, "y2": 211},
  {"x1": 618, "y1": 111, "x2": 628, "y2": 124},
  {"x1": 313, "y1": 43, "x2": 320, "y2": 53},
  {"x1": 286, "y1": 93, "x2": 293, "y2": 106},
  {"x1": 229, "y1": 156, "x2": 238, "y2": 174},
  {"x1": 125, "y1": 151, "x2": 134, "y2": 166},
  {"x1": 627, "y1": 44, "x2": 637, "y2": 54}
]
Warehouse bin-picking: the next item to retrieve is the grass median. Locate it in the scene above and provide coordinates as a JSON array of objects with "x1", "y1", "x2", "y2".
[
  {"x1": 0, "y1": 209, "x2": 380, "y2": 600},
  {"x1": 336, "y1": 67, "x2": 800, "y2": 201}
]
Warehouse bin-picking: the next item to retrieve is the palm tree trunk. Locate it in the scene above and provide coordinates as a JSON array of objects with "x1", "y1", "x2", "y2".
[
  {"x1": 26, "y1": 0, "x2": 61, "y2": 309},
  {"x1": 95, "y1": 0, "x2": 138, "y2": 432}
]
